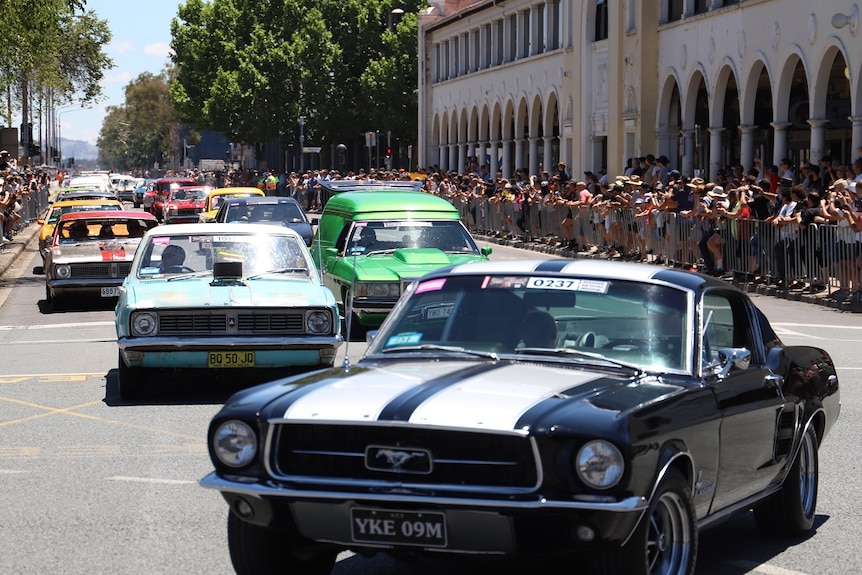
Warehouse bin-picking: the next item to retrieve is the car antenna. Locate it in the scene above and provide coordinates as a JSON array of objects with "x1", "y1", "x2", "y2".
[{"x1": 341, "y1": 249, "x2": 359, "y2": 372}]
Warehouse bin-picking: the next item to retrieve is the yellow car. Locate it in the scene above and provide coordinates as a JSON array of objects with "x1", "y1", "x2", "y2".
[
  {"x1": 198, "y1": 187, "x2": 265, "y2": 223},
  {"x1": 38, "y1": 198, "x2": 124, "y2": 261}
]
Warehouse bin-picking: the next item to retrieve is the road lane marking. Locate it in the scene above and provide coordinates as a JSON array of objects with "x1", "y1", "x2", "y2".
[
  {"x1": 108, "y1": 476, "x2": 197, "y2": 486},
  {"x1": 0, "y1": 321, "x2": 115, "y2": 330},
  {"x1": 0, "y1": 395, "x2": 201, "y2": 441},
  {"x1": 3, "y1": 338, "x2": 116, "y2": 345}
]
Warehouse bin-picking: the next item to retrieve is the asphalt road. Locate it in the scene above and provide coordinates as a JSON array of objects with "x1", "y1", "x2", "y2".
[{"x1": 0, "y1": 234, "x2": 858, "y2": 575}]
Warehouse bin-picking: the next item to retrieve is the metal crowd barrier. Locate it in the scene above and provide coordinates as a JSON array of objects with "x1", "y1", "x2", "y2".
[{"x1": 448, "y1": 194, "x2": 856, "y2": 298}]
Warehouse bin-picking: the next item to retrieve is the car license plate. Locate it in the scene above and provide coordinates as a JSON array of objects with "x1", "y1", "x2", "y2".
[
  {"x1": 207, "y1": 351, "x2": 255, "y2": 368},
  {"x1": 350, "y1": 508, "x2": 446, "y2": 547},
  {"x1": 100, "y1": 287, "x2": 120, "y2": 297}
]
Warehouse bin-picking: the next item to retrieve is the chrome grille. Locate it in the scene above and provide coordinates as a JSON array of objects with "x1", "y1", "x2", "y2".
[
  {"x1": 269, "y1": 423, "x2": 540, "y2": 492},
  {"x1": 69, "y1": 262, "x2": 131, "y2": 278},
  {"x1": 156, "y1": 310, "x2": 312, "y2": 335}
]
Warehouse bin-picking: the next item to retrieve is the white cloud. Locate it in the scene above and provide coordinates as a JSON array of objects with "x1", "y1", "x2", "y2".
[
  {"x1": 144, "y1": 42, "x2": 173, "y2": 59},
  {"x1": 104, "y1": 70, "x2": 133, "y2": 85},
  {"x1": 109, "y1": 40, "x2": 134, "y2": 54}
]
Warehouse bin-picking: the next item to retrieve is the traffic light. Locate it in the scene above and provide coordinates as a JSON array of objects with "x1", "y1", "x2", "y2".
[
  {"x1": 26, "y1": 143, "x2": 40, "y2": 157},
  {"x1": 385, "y1": 147, "x2": 392, "y2": 159}
]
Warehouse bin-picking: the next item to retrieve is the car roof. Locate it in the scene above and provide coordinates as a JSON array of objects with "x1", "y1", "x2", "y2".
[
  {"x1": 57, "y1": 210, "x2": 158, "y2": 221},
  {"x1": 320, "y1": 180, "x2": 424, "y2": 193},
  {"x1": 51, "y1": 198, "x2": 123, "y2": 207},
  {"x1": 428, "y1": 259, "x2": 723, "y2": 292},
  {"x1": 207, "y1": 187, "x2": 264, "y2": 197},
  {"x1": 222, "y1": 196, "x2": 301, "y2": 205},
  {"x1": 321, "y1": 190, "x2": 459, "y2": 220},
  {"x1": 142, "y1": 222, "x2": 303, "y2": 239}
]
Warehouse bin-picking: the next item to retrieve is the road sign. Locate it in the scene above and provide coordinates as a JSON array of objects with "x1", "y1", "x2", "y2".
[{"x1": 303, "y1": 146, "x2": 322, "y2": 153}]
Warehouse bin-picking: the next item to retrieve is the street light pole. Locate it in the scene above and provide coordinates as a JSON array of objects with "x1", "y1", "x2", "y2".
[
  {"x1": 56, "y1": 105, "x2": 90, "y2": 170},
  {"x1": 298, "y1": 116, "x2": 306, "y2": 173}
]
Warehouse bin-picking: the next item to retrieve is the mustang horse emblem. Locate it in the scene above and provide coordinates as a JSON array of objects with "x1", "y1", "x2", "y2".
[{"x1": 366, "y1": 447, "x2": 432, "y2": 473}]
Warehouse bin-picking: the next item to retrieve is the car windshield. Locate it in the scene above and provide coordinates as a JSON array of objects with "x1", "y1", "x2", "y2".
[
  {"x1": 136, "y1": 232, "x2": 311, "y2": 278},
  {"x1": 225, "y1": 202, "x2": 304, "y2": 223},
  {"x1": 57, "y1": 218, "x2": 155, "y2": 243},
  {"x1": 47, "y1": 204, "x2": 122, "y2": 223},
  {"x1": 368, "y1": 274, "x2": 691, "y2": 373},
  {"x1": 345, "y1": 221, "x2": 478, "y2": 255}
]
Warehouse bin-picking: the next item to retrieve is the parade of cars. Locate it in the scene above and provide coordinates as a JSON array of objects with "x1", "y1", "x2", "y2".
[
  {"x1": 114, "y1": 223, "x2": 342, "y2": 400},
  {"x1": 201, "y1": 259, "x2": 839, "y2": 575}
]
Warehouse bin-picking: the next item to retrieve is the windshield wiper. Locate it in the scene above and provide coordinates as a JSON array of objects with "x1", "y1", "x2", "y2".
[
  {"x1": 378, "y1": 344, "x2": 499, "y2": 360},
  {"x1": 514, "y1": 347, "x2": 642, "y2": 371},
  {"x1": 166, "y1": 271, "x2": 213, "y2": 281},
  {"x1": 246, "y1": 267, "x2": 309, "y2": 279}
]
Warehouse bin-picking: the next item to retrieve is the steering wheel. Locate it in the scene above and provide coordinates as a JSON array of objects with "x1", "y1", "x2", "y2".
[
  {"x1": 577, "y1": 332, "x2": 597, "y2": 347},
  {"x1": 162, "y1": 265, "x2": 195, "y2": 274}
]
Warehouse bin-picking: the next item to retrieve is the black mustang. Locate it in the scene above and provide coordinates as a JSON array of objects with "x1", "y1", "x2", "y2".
[{"x1": 202, "y1": 259, "x2": 840, "y2": 575}]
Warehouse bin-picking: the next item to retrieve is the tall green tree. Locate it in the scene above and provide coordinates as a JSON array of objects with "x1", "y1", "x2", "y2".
[
  {"x1": 97, "y1": 71, "x2": 181, "y2": 171},
  {"x1": 0, "y1": 1, "x2": 112, "y2": 125},
  {"x1": 170, "y1": 0, "x2": 423, "y2": 158}
]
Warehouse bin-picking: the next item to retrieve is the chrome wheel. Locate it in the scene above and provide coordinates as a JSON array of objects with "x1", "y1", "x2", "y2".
[{"x1": 645, "y1": 489, "x2": 694, "y2": 575}]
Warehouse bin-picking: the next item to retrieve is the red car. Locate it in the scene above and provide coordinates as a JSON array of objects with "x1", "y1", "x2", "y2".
[
  {"x1": 148, "y1": 177, "x2": 196, "y2": 221},
  {"x1": 161, "y1": 185, "x2": 212, "y2": 224}
]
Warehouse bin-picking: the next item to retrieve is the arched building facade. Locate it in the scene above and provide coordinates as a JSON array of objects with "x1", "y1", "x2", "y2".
[{"x1": 418, "y1": 0, "x2": 862, "y2": 181}]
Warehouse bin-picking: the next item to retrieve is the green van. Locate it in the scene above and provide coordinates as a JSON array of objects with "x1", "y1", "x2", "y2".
[{"x1": 310, "y1": 181, "x2": 492, "y2": 332}]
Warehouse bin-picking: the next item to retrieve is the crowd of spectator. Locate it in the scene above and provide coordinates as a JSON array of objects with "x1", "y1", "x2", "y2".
[
  {"x1": 0, "y1": 151, "x2": 51, "y2": 244},
  {"x1": 138, "y1": 148, "x2": 862, "y2": 301}
]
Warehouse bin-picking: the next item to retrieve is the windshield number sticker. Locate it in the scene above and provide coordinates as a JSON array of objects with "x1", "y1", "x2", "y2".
[
  {"x1": 527, "y1": 277, "x2": 581, "y2": 290},
  {"x1": 387, "y1": 333, "x2": 423, "y2": 346}
]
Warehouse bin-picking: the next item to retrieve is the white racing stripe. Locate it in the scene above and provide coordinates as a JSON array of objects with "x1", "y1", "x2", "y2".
[
  {"x1": 408, "y1": 363, "x2": 599, "y2": 430},
  {"x1": 283, "y1": 364, "x2": 435, "y2": 421}
]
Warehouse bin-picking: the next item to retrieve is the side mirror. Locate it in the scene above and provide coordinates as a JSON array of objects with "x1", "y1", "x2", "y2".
[
  {"x1": 717, "y1": 347, "x2": 751, "y2": 379},
  {"x1": 481, "y1": 246, "x2": 493, "y2": 256}
]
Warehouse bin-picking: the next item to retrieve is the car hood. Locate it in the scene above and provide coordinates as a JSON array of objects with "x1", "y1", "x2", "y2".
[
  {"x1": 348, "y1": 249, "x2": 486, "y2": 280},
  {"x1": 230, "y1": 360, "x2": 686, "y2": 434},
  {"x1": 49, "y1": 240, "x2": 142, "y2": 264},
  {"x1": 125, "y1": 277, "x2": 334, "y2": 308}
]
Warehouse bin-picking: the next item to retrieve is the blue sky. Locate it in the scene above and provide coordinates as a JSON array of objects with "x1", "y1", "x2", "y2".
[{"x1": 61, "y1": 0, "x2": 180, "y2": 145}]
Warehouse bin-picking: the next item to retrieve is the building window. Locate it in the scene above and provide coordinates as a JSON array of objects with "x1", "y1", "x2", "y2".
[
  {"x1": 694, "y1": 0, "x2": 709, "y2": 14},
  {"x1": 668, "y1": 0, "x2": 683, "y2": 22},
  {"x1": 595, "y1": 0, "x2": 609, "y2": 42}
]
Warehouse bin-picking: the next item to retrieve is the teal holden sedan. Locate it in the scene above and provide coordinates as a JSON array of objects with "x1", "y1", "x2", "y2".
[{"x1": 115, "y1": 223, "x2": 342, "y2": 400}]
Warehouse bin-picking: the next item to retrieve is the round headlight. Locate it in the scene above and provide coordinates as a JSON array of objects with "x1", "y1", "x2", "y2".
[
  {"x1": 367, "y1": 283, "x2": 399, "y2": 297},
  {"x1": 306, "y1": 311, "x2": 331, "y2": 334},
  {"x1": 576, "y1": 441, "x2": 624, "y2": 490},
  {"x1": 55, "y1": 264, "x2": 71, "y2": 279},
  {"x1": 131, "y1": 312, "x2": 157, "y2": 336},
  {"x1": 213, "y1": 420, "x2": 258, "y2": 468}
]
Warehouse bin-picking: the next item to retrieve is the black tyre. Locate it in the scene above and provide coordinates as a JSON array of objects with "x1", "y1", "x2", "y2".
[
  {"x1": 754, "y1": 425, "x2": 819, "y2": 535},
  {"x1": 117, "y1": 350, "x2": 145, "y2": 400},
  {"x1": 596, "y1": 468, "x2": 697, "y2": 575},
  {"x1": 227, "y1": 511, "x2": 336, "y2": 575}
]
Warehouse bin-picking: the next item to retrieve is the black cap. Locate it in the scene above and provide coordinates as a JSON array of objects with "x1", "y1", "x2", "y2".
[{"x1": 779, "y1": 177, "x2": 793, "y2": 187}]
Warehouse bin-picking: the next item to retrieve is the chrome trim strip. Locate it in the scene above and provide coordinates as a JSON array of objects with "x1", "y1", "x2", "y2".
[
  {"x1": 262, "y1": 421, "x2": 543, "y2": 493},
  {"x1": 118, "y1": 335, "x2": 342, "y2": 351},
  {"x1": 200, "y1": 472, "x2": 648, "y2": 513}
]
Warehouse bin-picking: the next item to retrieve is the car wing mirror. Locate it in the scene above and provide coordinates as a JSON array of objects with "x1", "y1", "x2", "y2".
[
  {"x1": 481, "y1": 246, "x2": 493, "y2": 256},
  {"x1": 717, "y1": 347, "x2": 752, "y2": 379}
]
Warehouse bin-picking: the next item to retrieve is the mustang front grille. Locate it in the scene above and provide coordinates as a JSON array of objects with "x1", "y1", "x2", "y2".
[
  {"x1": 269, "y1": 423, "x2": 540, "y2": 491},
  {"x1": 69, "y1": 262, "x2": 132, "y2": 278},
  {"x1": 156, "y1": 310, "x2": 310, "y2": 335}
]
